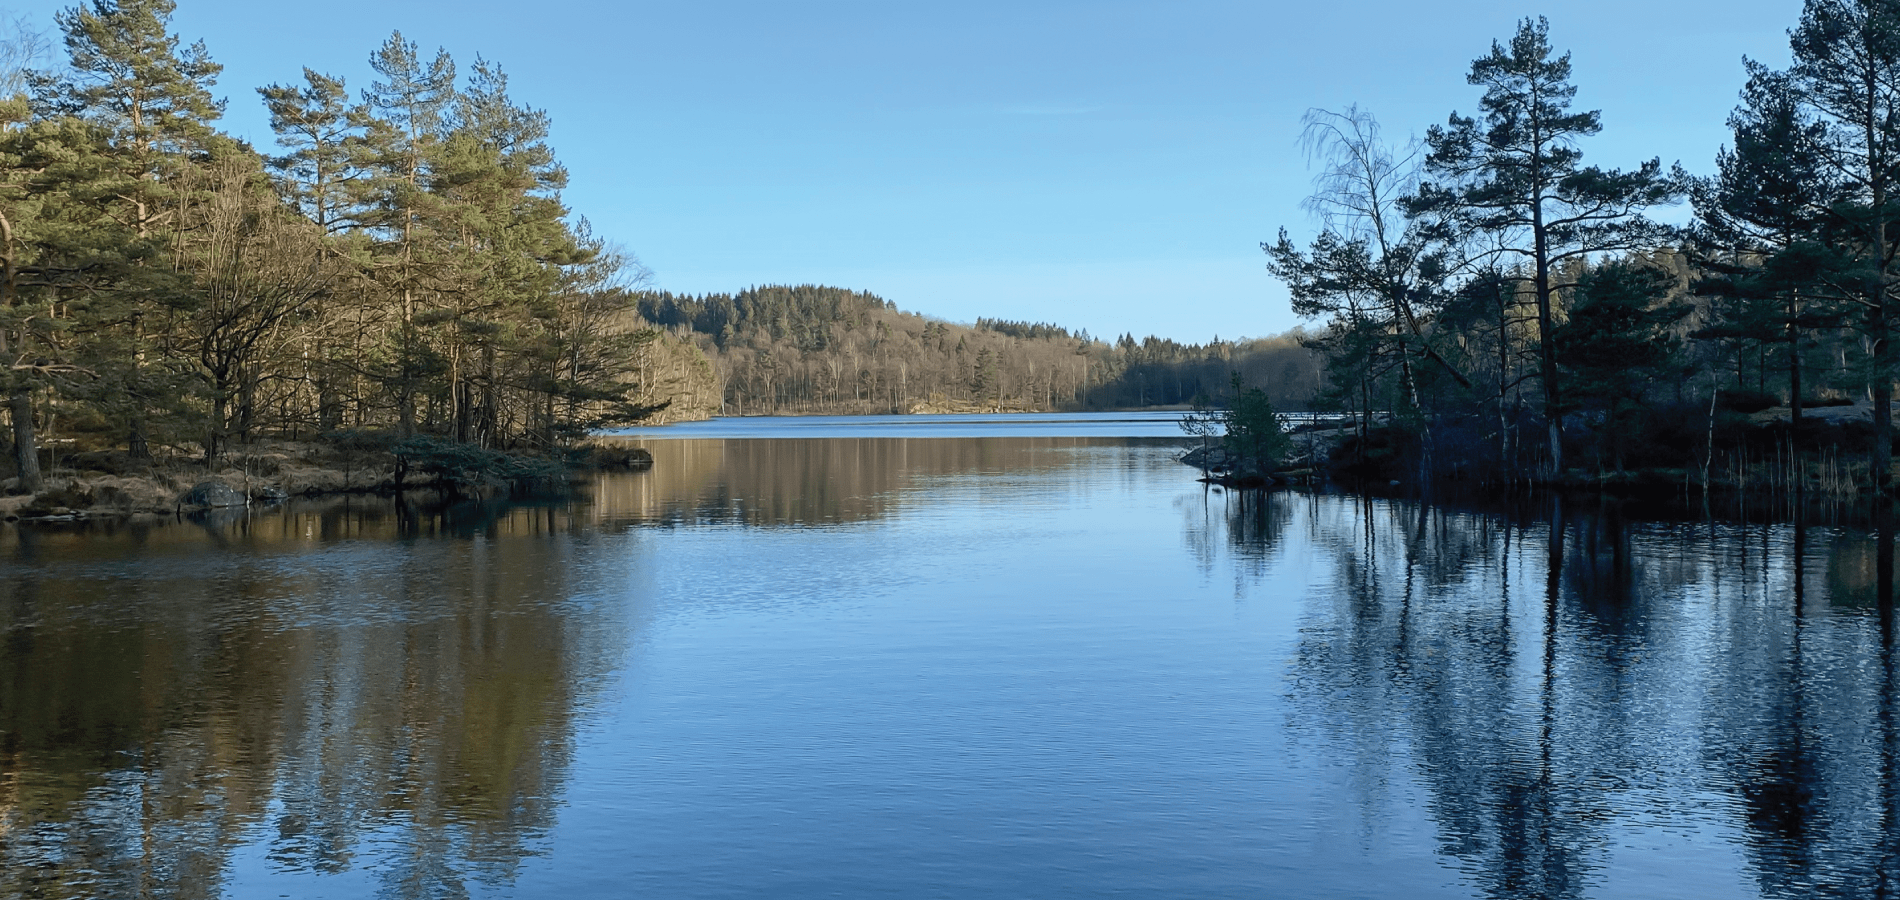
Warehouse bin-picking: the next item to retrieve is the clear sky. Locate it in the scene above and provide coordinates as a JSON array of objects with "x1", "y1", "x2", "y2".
[{"x1": 23, "y1": 0, "x2": 1802, "y2": 342}]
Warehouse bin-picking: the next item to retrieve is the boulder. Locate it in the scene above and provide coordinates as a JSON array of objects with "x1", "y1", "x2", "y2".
[
  {"x1": 1181, "y1": 445, "x2": 1236, "y2": 471},
  {"x1": 586, "y1": 444, "x2": 655, "y2": 470},
  {"x1": 1747, "y1": 402, "x2": 1888, "y2": 427},
  {"x1": 179, "y1": 480, "x2": 245, "y2": 509}
]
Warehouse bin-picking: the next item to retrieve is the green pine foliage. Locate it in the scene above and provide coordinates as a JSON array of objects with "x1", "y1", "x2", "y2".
[
  {"x1": 1261, "y1": 9, "x2": 1900, "y2": 490},
  {"x1": 1222, "y1": 374, "x2": 1291, "y2": 472},
  {"x1": 0, "y1": 3, "x2": 716, "y2": 488}
]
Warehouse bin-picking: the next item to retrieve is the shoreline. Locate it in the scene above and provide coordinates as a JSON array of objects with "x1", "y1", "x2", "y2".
[{"x1": 1, "y1": 438, "x2": 653, "y2": 524}]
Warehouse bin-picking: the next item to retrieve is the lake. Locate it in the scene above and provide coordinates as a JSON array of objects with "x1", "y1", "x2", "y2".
[{"x1": 2, "y1": 413, "x2": 1896, "y2": 899}]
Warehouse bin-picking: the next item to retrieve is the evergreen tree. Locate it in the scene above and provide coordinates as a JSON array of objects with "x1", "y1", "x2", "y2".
[
  {"x1": 432, "y1": 56, "x2": 584, "y2": 446},
  {"x1": 33, "y1": 0, "x2": 228, "y2": 458},
  {"x1": 1265, "y1": 106, "x2": 1469, "y2": 418},
  {"x1": 1222, "y1": 373, "x2": 1291, "y2": 473},
  {"x1": 361, "y1": 31, "x2": 454, "y2": 436},
  {"x1": 1750, "y1": 0, "x2": 1900, "y2": 488},
  {"x1": 1553, "y1": 260, "x2": 1689, "y2": 473},
  {"x1": 259, "y1": 68, "x2": 374, "y2": 432},
  {"x1": 28, "y1": 1, "x2": 228, "y2": 457},
  {"x1": 1409, "y1": 17, "x2": 1684, "y2": 474},
  {"x1": 34, "y1": 0, "x2": 224, "y2": 237},
  {"x1": 1694, "y1": 63, "x2": 1840, "y2": 430},
  {"x1": 259, "y1": 68, "x2": 372, "y2": 237}
]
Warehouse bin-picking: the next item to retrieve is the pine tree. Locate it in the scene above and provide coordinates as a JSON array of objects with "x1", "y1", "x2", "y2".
[
  {"x1": 33, "y1": 0, "x2": 227, "y2": 458},
  {"x1": 361, "y1": 31, "x2": 454, "y2": 436},
  {"x1": 259, "y1": 69, "x2": 374, "y2": 432},
  {"x1": 1694, "y1": 63, "x2": 1840, "y2": 431},
  {"x1": 1554, "y1": 260, "x2": 1689, "y2": 473},
  {"x1": 432, "y1": 56, "x2": 585, "y2": 446},
  {"x1": 1754, "y1": 0, "x2": 1900, "y2": 489},
  {"x1": 260, "y1": 68, "x2": 372, "y2": 237},
  {"x1": 1409, "y1": 17, "x2": 1684, "y2": 475},
  {"x1": 35, "y1": 0, "x2": 224, "y2": 237}
]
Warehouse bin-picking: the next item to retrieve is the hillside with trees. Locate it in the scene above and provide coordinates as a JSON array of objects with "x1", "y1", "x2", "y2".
[
  {"x1": 1262, "y1": 7, "x2": 1900, "y2": 495},
  {"x1": 636, "y1": 284, "x2": 1322, "y2": 415}
]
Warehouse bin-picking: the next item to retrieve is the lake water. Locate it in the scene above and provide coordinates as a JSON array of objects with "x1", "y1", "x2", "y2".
[{"x1": 3, "y1": 414, "x2": 1898, "y2": 899}]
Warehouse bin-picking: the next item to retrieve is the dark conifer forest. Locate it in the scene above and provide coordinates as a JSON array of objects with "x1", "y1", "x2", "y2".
[{"x1": 1268, "y1": 6, "x2": 1900, "y2": 492}]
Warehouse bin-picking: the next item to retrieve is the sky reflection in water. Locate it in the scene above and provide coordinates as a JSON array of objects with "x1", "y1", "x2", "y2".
[{"x1": 2, "y1": 420, "x2": 1897, "y2": 898}]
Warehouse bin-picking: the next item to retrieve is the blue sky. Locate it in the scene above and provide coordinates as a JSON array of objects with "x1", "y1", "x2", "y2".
[{"x1": 30, "y1": 1, "x2": 1800, "y2": 341}]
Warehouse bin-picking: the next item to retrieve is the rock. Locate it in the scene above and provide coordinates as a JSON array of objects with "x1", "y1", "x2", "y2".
[
  {"x1": 250, "y1": 485, "x2": 290, "y2": 505},
  {"x1": 33, "y1": 482, "x2": 93, "y2": 509},
  {"x1": 88, "y1": 475, "x2": 187, "y2": 514},
  {"x1": 179, "y1": 481, "x2": 246, "y2": 509},
  {"x1": 586, "y1": 444, "x2": 655, "y2": 470},
  {"x1": 1181, "y1": 445, "x2": 1236, "y2": 471},
  {"x1": 1747, "y1": 402, "x2": 1887, "y2": 427}
]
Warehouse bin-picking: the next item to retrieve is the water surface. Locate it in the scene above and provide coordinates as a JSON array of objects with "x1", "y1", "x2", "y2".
[{"x1": 2, "y1": 416, "x2": 1897, "y2": 898}]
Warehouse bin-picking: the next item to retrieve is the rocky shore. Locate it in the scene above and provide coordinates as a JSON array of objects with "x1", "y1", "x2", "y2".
[
  {"x1": 1179, "y1": 421, "x2": 1347, "y2": 487},
  {"x1": 1, "y1": 440, "x2": 652, "y2": 523}
]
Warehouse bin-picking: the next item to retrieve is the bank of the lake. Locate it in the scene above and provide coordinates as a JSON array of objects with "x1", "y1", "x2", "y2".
[
  {"x1": 2, "y1": 413, "x2": 1202, "y2": 522},
  {"x1": 0, "y1": 436, "x2": 654, "y2": 522},
  {"x1": 1176, "y1": 399, "x2": 1900, "y2": 499}
]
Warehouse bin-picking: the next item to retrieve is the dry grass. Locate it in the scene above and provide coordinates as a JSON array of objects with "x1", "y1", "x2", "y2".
[{"x1": 3, "y1": 440, "x2": 407, "y2": 519}]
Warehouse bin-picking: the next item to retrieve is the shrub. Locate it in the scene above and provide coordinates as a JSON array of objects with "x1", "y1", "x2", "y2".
[
  {"x1": 391, "y1": 435, "x2": 565, "y2": 495},
  {"x1": 1222, "y1": 375, "x2": 1291, "y2": 472}
]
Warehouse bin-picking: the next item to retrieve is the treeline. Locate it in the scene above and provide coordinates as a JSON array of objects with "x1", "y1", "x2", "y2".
[
  {"x1": 634, "y1": 284, "x2": 1323, "y2": 414},
  {"x1": 1092, "y1": 331, "x2": 1323, "y2": 410},
  {"x1": 1267, "y1": 8, "x2": 1900, "y2": 491},
  {"x1": 0, "y1": 0, "x2": 710, "y2": 494}
]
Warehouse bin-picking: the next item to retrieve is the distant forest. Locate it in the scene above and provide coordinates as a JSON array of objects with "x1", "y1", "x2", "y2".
[{"x1": 633, "y1": 284, "x2": 1322, "y2": 415}]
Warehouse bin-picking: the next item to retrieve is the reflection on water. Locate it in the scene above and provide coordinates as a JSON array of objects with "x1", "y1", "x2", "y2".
[
  {"x1": 588, "y1": 436, "x2": 1171, "y2": 528},
  {"x1": 1, "y1": 498, "x2": 624, "y2": 900},
  {"x1": 1218, "y1": 491, "x2": 1900, "y2": 900},
  {"x1": 8, "y1": 434, "x2": 1900, "y2": 898}
]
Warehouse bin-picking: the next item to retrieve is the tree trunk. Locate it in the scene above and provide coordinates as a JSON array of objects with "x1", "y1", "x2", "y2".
[
  {"x1": 9, "y1": 391, "x2": 41, "y2": 494},
  {"x1": 1534, "y1": 247, "x2": 1562, "y2": 475},
  {"x1": 478, "y1": 343, "x2": 498, "y2": 448},
  {"x1": 237, "y1": 368, "x2": 257, "y2": 444},
  {"x1": 1789, "y1": 315, "x2": 1803, "y2": 432},
  {"x1": 127, "y1": 416, "x2": 151, "y2": 461},
  {"x1": 318, "y1": 375, "x2": 340, "y2": 433},
  {"x1": 1497, "y1": 291, "x2": 1512, "y2": 482},
  {"x1": 1866, "y1": 53, "x2": 1891, "y2": 494},
  {"x1": 207, "y1": 390, "x2": 227, "y2": 467},
  {"x1": 1876, "y1": 342, "x2": 1892, "y2": 494}
]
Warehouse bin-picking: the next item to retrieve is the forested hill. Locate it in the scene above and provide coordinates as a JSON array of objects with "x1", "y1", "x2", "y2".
[{"x1": 634, "y1": 285, "x2": 1322, "y2": 415}]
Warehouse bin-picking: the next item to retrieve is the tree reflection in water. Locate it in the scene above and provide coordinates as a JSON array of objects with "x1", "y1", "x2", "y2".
[
  {"x1": 16, "y1": 444, "x2": 1900, "y2": 898},
  {"x1": 1218, "y1": 489, "x2": 1900, "y2": 900},
  {"x1": 0, "y1": 497, "x2": 623, "y2": 900}
]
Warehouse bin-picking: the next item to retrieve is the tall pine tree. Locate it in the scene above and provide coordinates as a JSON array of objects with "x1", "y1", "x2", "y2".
[
  {"x1": 33, "y1": 0, "x2": 227, "y2": 457},
  {"x1": 1409, "y1": 17, "x2": 1683, "y2": 475}
]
